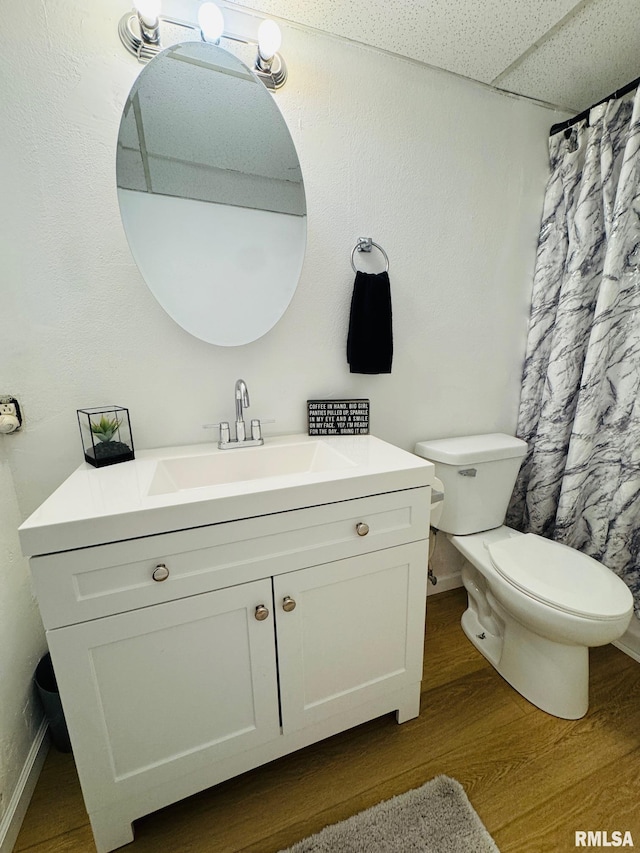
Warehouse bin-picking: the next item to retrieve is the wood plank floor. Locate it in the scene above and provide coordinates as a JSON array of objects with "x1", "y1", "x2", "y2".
[{"x1": 14, "y1": 588, "x2": 640, "y2": 852}]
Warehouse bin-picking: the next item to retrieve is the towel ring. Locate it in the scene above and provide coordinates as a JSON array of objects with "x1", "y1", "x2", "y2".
[{"x1": 350, "y1": 237, "x2": 390, "y2": 273}]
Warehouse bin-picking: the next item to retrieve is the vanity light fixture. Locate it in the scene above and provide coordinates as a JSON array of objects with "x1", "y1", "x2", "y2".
[
  {"x1": 118, "y1": 2, "x2": 288, "y2": 89},
  {"x1": 255, "y1": 19, "x2": 287, "y2": 89}
]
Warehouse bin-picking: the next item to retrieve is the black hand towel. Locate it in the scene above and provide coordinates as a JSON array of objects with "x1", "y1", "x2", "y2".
[{"x1": 347, "y1": 270, "x2": 393, "y2": 374}]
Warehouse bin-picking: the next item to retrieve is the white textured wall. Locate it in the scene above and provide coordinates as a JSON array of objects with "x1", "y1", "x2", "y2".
[
  {"x1": 0, "y1": 0, "x2": 564, "y2": 821},
  {"x1": 0, "y1": 454, "x2": 45, "y2": 827}
]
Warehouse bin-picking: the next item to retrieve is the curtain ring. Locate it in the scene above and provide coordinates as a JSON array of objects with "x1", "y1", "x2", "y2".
[{"x1": 350, "y1": 239, "x2": 390, "y2": 273}]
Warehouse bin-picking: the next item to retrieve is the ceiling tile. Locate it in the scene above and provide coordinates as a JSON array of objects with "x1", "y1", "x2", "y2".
[
  {"x1": 494, "y1": 0, "x2": 640, "y2": 111},
  {"x1": 226, "y1": 0, "x2": 584, "y2": 82},
  {"x1": 212, "y1": 0, "x2": 640, "y2": 114}
]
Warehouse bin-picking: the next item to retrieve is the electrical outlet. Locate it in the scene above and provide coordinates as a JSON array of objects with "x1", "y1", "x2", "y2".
[{"x1": 0, "y1": 396, "x2": 22, "y2": 433}]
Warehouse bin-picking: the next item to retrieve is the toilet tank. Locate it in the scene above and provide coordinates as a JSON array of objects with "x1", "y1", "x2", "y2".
[{"x1": 414, "y1": 434, "x2": 527, "y2": 535}]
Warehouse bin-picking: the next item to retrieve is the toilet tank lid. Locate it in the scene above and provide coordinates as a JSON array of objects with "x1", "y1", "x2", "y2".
[{"x1": 414, "y1": 433, "x2": 527, "y2": 465}]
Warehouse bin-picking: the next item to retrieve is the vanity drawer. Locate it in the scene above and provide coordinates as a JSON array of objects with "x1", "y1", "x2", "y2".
[{"x1": 31, "y1": 488, "x2": 430, "y2": 629}]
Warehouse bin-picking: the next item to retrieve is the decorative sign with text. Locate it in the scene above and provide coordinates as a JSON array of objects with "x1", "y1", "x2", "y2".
[{"x1": 307, "y1": 399, "x2": 370, "y2": 436}]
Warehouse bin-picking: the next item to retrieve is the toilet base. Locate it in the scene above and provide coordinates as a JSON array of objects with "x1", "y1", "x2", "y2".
[{"x1": 461, "y1": 603, "x2": 589, "y2": 719}]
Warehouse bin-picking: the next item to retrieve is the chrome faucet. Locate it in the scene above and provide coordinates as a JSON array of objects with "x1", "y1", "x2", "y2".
[
  {"x1": 203, "y1": 379, "x2": 264, "y2": 449},
  {"x1": 235, "y1": 379, "x2": 249, "y2": 442}
]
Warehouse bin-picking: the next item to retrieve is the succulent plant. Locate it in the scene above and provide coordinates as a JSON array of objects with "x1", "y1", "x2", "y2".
[{"x1": 90, "y1": 415, "x2": 122, "y2": 443}]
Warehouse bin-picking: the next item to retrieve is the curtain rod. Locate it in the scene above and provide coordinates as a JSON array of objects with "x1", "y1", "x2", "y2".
[{"x1": 549, "y1": 74, "x2": 640, "y2": 137}]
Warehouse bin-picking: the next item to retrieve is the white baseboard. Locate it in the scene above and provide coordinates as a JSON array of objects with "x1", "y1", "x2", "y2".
[
  {"x1": 613, "y1": 616, "x2": 640, "y2": 663},
  {"x1": 427, "y1": 571, "x2": 463, "y2": 596},
  {"x1": 0, "y1": 722, "x2": 49, "y2": 853}
]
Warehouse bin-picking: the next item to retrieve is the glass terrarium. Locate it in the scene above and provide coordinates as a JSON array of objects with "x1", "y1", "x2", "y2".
[{"x1": 77, "y1": 406, "x2": 135, "y2": 468}]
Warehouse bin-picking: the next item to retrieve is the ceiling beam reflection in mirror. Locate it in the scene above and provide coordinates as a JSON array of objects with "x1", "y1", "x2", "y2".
[{"x1": 119, "y1": 1, "x2": 287, "y2": 90}]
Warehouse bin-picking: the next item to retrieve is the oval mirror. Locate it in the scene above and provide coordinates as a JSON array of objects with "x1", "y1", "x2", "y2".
[{"x1": 116, "y1": 41, "x2": 306, "y2": 346}]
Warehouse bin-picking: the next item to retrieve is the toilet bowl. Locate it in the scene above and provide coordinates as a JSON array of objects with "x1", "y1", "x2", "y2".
[{"x1": 416, "y1": 434, "x2": 634, "y2": 719}]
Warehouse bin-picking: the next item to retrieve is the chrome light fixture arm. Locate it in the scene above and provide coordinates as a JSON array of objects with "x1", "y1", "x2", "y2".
[
  {"x1": 254, "y1": 52, "x2": 287, "y2": 90},
  {"x1": 118, "y1": 13, "x2": 199, "y2": 63}
]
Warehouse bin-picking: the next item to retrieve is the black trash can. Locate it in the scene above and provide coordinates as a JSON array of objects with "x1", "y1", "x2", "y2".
[{"x1": 34, "y1": 653, "x2": 72, "y2": 753}]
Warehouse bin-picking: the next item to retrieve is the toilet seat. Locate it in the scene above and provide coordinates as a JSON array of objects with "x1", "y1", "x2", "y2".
[{"x1": 488, "y1": 533, "x2": 632, "y2": 621}]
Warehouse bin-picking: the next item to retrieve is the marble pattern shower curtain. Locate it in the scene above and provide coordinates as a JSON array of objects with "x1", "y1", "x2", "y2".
[{"x1": 508, "y1": 87, "x2": 640, "y2": 619}]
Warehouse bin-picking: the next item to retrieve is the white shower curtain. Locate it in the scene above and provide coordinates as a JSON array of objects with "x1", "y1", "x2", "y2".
[{"x1": 508, "y1": 86, "x2": 640, "y2": 619}]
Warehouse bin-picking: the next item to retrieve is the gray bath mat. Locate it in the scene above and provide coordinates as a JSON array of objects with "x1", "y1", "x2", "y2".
[{"x1": 278, "y1": 775, "x2": 500, "y2": 853}]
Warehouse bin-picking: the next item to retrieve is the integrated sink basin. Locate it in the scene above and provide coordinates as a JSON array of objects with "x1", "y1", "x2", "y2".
[
  {"x1": 148, "y1": 440, "x2": 356, "y2": 495},
  {"x1": 18, "y1": 434, "x2": 434, "y2": 556}
]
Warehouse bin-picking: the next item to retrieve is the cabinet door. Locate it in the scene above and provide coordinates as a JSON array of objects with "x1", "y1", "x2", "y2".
[
  {"x1": 47, "y1": 579, "x2": 280, "y2": 811},
  {"x1": 274, "y1": 541, "x2": 428, "y2": 733}
]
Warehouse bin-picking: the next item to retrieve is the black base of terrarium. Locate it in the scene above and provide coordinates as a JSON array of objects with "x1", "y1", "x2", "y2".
[{"x1": 85, "y1": 442, "x2": 135, "y2": 468}]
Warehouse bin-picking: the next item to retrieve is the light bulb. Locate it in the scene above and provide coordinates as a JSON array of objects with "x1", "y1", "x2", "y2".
[
  {"x1": 198, "y1": 3, "x2": 224, "y2": 43},
  {"x1": 258, "y1": 19, "x2": 281, "y2": 61},
  {"x1": 135, "y1": 0, "x2": 161, "y2": 27}
]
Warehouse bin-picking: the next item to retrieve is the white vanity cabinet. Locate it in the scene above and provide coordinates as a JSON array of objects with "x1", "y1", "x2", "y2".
[{"x1": 21, "y1": 436, "x2": 433, "y2": 853}]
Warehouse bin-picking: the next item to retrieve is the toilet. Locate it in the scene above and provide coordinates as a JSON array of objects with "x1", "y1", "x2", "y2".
[{"x1": 414, "y1": 433, "x2": 634, "y2": 719}]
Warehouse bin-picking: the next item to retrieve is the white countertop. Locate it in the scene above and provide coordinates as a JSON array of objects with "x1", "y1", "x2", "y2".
[{"x1": 19, "y1": 434, "x2": 433, "y2": 556}]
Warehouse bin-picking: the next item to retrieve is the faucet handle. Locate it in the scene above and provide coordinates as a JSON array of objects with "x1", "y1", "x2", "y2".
[
  {"x1": 203, "y1": 421, "x2": 231, "y2": 443},
  {"x1": 252, "y1": 418, "x2": 276, "y2": 439}
]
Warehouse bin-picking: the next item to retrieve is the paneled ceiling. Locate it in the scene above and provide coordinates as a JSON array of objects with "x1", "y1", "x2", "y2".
[{"x1": 229, "y1": 0, "x2": 640, "y2": 113}]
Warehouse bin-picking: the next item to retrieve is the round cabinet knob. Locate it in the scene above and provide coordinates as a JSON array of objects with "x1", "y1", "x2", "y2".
[
  {"x1": 255, "y1": 605, "x2": 270, "y2": 621},
  {"x1": 152, "y1": 563, "x2": 170, "y2": 582},
  {"x1": 282, "y1": 596, "x2": 296, "y2": 612},
  {"x1": 355, "y1": 522, "x2": 370, "y2": 537}
]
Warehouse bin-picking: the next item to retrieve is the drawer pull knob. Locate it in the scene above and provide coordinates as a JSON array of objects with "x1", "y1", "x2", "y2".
[
  {"x1": 152, "y1": 563, "x2": 170, "y2": 582},
  {"x1": 356, "y1": 522, "x2": 370, "y2": 537},
  {"x1": 255, "y1": 605, "x2": 270, "y2": 621},
  {"x1": 282, "y1": 596, "x2": 297, "y2": 612}
]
